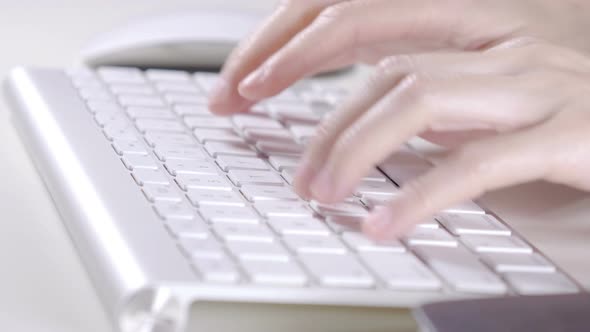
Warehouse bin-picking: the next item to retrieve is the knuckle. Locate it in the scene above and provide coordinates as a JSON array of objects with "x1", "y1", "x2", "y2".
[
  {"x1": 398, "y1": 73, "x2": 435, "y2": 108},
  {"x1": 376, "y1": 55, "x2": 417, "y2": 77}
]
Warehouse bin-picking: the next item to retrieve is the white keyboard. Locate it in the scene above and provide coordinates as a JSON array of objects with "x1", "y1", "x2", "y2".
[{"x1": 66, "y1": 66, "x2": 579, "y2": 296}]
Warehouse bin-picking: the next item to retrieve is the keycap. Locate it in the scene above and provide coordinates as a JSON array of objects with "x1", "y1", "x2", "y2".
[
  {"x1": 112, "y1": 140, "x2": 149, "y2": 155},
  {"x1": 461, "y1": 235, "x2": 532, "y2": 254},
  {"x1": 199, "y1": 205, "x2": 260, "y2": 224},
  {"x1": 174, "y1": 105, "x2": 210, "y2": 117},
  {"x1": 226, "y1": 241, "x2": 290, "y2": 262},
  {"x1": 109, "y1": 84, "x2": 155, "y2": 96},
  {"x1": 227, "y1": 170, "x2": 284, "y2": 186},
  {"x1": 361, "y1": 252, "x2": 441, "y2": 290},
  {"x1": 299, "y1": 254, "x2": 375, "y2": 288},
  {"x1": 98, "y1": 67, "x2": 145, "y2": 84},
  {"x1": 194, "y1": 72, "x2": 220, "y2": 92},
  {"x1": 179, "y1": 237, "x2": 225, "y2": 259},
  {"x1": 154, "y1": 146, "x2": 206, "y2": 161},
  {"x1": 119, "y1": 95, "x2": 165, "y2": 108},
  {"x1": 94, "y1": 112, "x2": 127, "y2": 127},
  {"x1": 354, "y1": 181, "x2": 399, "y2": 196},
  {"x1": 504, "y1": 272, "x2": 578, "y2": 295},
  {"x1": 157, "y1": 82, "x2": 201, "y2": 94},
  {"x1": 362, "y1": 169, "x2": 388, "y2": 182},
  {"x1": 404, "y1": 227, "x2": 458, "y2": 247},
  {"x1": 437, "y1": 214, "x2": 511, "y2": 236},
  {"x1": 86, "y1": 100, "x2": 122, "y2": 114},
  {"x1": 267, "y1": 217, "x2": 331, "y2": 236},
  {"x1": 241, "y1": 260, "x2": 307, "y2": 286},
  {"x1": 482, "y1": 252, "x2": 556, "y2": 273},
  {"x1": 188, "y1": 117, "x2": 234, "y2": 129},
  {"x1": 253, "y1": 201, "x2": 312, "y2": 218},
  {"x1": 378, "y1": 164, "x2": 431, "y2": 186},
  {"x1": 164, "y1": 159, "x2": 219, "y2": 176},
  {"x1": 132, "y1": 168, "x2": 170, "y2": 186},
  {"x1": 121, "y1": 154, "x2": 158, "y2": 170},
  {"x1": 342, "y1": 232, "x2": 405, "y2": 253},
  {"x1": 144, "y1": 132, "x2": 197, "y2": 148},
  {"x1": 256, "y1": 141, "x2": 303, "y2": 156},
  {"x1": 175, "y1": 173, "x2": 231, "y2": 191},
  {"x1": 243, "y1": 128, "x2": 295, "y2": 143},
  {"x1": 281, "y1": 168, "x2": 297, "y2": 185},
  {"x1": 240, "y1": 185, "x2": 299, "y2": 202},
  {"x1": 216, "y1": 156, "x2": 270, "y2": 171},
  {"x1": 146, "y1": 69, "x2": 191, "y2": 82},
  {"x1": 268, "y1": 104, "x2": 321, "y2": 123},
  {"x1": 289, "y1": 124, "x2": 316, "y2": 143},
  {"x1": 284, "y1": 235, "x2": 348, "y2": 255},
  {"x1": 142, "y1": 183, "x2": 183, "y2": 202},
  {"x1": 103, "y1": 123, "x2": 138, "y2": 141},
  {"x1": 268, "y1": 155, "x2": 300, "y2": 171},
  {"x1": 165, "y1": 217, "x2": 210, "y2": 239},
  {"x1": 214, "y1": 223, "x2": 274, "y2": 243},
  {"x1": 136, "y1": 119, "x2": 184, "y2": 133},
  {"x1": 415, "y1": 246, "x2": 507, "y2": 294},
  {"x1": 204, "y1": 141, "x2": 257, "y2": 157},
  {"x1": 186, "y1": 189, "x2": 245, "y2": 207},
  {"x1": 126, "y1": 106, "x2": 174, "y2": 120},
  {"x1": 192, "y1": 256, "x2": 240, "y2": 283},
  {"x1": 310, "y1": 201, "x2": 368, "y2": 217},
  {"x1": 193, "y1": 128, "x2": 243, "y2": 143},
  {"x1": 325, "y1": 215, "x2": 364, "y2": 233},
  {"x1": 153, "y1": 201, "x2": 195, "y2": 220},
  {"x1": 440, "y1": 201, "x2": 485, "y2": 215},
  {"x1": 233, "y1": 114, "x2": 283, "y2": 130},
  {"x1": 165, "y1": 93, "x2": 209, "y2": 106}
]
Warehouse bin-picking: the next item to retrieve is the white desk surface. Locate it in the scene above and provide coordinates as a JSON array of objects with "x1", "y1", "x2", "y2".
[{"x1": 0, "y1": 2, "x2": 589, "y2": 331}]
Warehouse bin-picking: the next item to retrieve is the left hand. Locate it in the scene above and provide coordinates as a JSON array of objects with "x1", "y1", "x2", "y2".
[{"x1": 291, "y1": 40, "x2": 590, "y2": 240}]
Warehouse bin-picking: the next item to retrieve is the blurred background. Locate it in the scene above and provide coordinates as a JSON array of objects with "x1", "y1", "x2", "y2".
[{"x1": 0, "y1": 1, "x2": 275, "y2": 331}]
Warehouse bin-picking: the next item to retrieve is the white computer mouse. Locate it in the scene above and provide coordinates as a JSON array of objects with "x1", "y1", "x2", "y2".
[{"x1": 80, "y1": 10, "x2": 263, "y2": 70}]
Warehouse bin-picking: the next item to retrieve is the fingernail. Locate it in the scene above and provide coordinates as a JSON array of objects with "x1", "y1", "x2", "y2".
[
  {"x1": 309, "y1": 167, "x2": 335, "y2": 201},
  {"x1": 238, "y1": 66, "x2": 270, "y2": 98}
]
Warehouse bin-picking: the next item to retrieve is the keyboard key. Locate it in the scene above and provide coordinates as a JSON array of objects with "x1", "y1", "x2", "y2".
[
  {"x1": 144, "y1": 132, "x2": 197, "y2": 148},
  {"x1": 121, "y1": 154, "x2": 158, "y2": 170},
  {"x1": 192, "y1": 256, "x2": 240, "y2": 283},
  {"x1": 204, "y1": 141, "x2": 257, "y2": 157},
  {"x1": 404, "y1": 227, "x2": 458, "y2": 247},
  {"x1": 461, "y1": 235, "x2": 532, "y2": 254},
  {"x1": 119, "y1": 95, "x2": 165, "y2": 108},
  {"x1": 253, "y1": 201, "x2": 312, "y2": 218},
  {"x1": 164, "y1": 93, "x2": 209, "y2": 105},
  {"x1": 281, "y1": 168, "x2": 296, "y2": 185},
  {"x1": 267, "y1": 217, "x2": 331, "y2": 236},
  {"x1": 243, "y1": 128, "x2": 295, "y2": 143},
  {"x1": 146, "y1": 69, "x2": 191, "y2": 82},
  {"x1": 154, "y1": 146, "x2": 206, "y2": 161},
  {"x1": 226, "y1": 241, "x2": 290, "y2": 262},
  {"x1": 256, "y1": 141, "x2": 303, "y2": 156},
  {"x1": 361, "y1": 252, "x2": 441, "y2": 290},
  {"x1": 268, "y1": 155, "x2": 300, "y2": 171},
  {"x1": 310, "y1": 201, "x2": 368, "y2": 217},
  {"x1": 153, "y1": 201, "x2": 195, "y2": 220},
  {"x1": 86, "y1": 100, "x2": 122, "y2": 114},
  {"x1": 109, "y1": 84, "x2": 155, "y2": 96},
  {"x1": 136, "y1": 119, "x2": 184, "y2": 133},
  {"x1": 174, "y1": 105, "x2": 210, "y2": 117},
  {"x1": 240, "y1": 185, "x2": 299, "y2": 202},
  {"x1": 242, "y1": 260, "x2": 307, "y2": 286},
  {"x1": 504, "y1": 272, "x2": 578, "y2": 295},
  {"x1": 132, "y1": 168, "x2": 170, "y2": 186},
  {"x1": 216, "y1": 156, "x2": 270, "y2": 171},
  {"x1": 194, "y1": 72, "x2": 220, "y2": 92},
  {"x1": 269, "y1": 104, "x2": 320, "y2": 123},
  {"x1": 193, "y1": 128, "x2": 243, "y2": 143},
  {"x1": 164, "y1": 160, "x2": 219, "y2": 176},
  {"x1": 440, "y1": 201, "x2": 485, "y2": 215},
  {"x1": 103, "y1": 124, "x2": 138, "y2": 141},
  {"x1": 325, "y1": 215, "x2": 364, "y2": 233},
  {"x1": 437, "y1": 214, "x2": 511, "y2": 236},
  {"x1": 214, "y1": 223, "x2": 274, "y2": 243},
  {"x1": 289, "y1": 124, "x2": 316, "y2": 143},
  {"x1": 142, "y1": 183, "x2": 183, "y2": 202},
  {"x1": 482, "y1": 252, "x2": 556, "y2": 273},
  {"x1": 299, "y1": 254, "x2": 375, "y2": 288},
  {"x1": 227, "y1": 170, "x2": 284, "y2": 186},
  {"x1": 342, "y1": 232, "x2": 405, "y2": 253},
  {"x1": 94, "y1": 112, "x2": 127, "y2": 127},
  {"x1": 362, "y1": 169, "x2": 388, "y2": 183},
  {"x1": 186, "y1": 188, "x2": 245, "y2": 207},
  {"x1": 199, "y1": 205, "x2": 260, "y2": 224},
  {"x1": 175, "y1": 173, "x2": 231, "y2": 191},
  {"x1": 165, "y1": 217, "x2": 210, "y2": 239},
  {"x1": 233, "y1": 114, "x2": 283, "y2": 130},
  {"x1": 354, "y1": 181, "x2": 399, "y2": 196},
  {"x1": 126, "y1": 106, "x2": 174, "y2": 120},
  {"x1": 98, "y1": 67, "x2": 145, "y2": 84},
  {"x1": 284, "y1": 235, "x2": 348, "y2": 255},
  {"x1": 179, "y1": 237, "x2": 225, "y2": 260},
  {"x1": 112, "y1": 140, "x2": 148, "y2": 155},
  {"x1": 415, "y1": 246, "x2": 507, "y2": 294},
  {"x1": 188, "y1": 117, "x2": 233, "y2": 129}
]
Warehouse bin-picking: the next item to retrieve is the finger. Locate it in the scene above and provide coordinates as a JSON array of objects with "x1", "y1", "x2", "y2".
[
  {"x1": 208, "y1": 0, "x2": 342, "y2": 115},
  {"x1": 362, "y1": 122, "x2": 556, "y2": 240},
  {"x1": 236, "y1": 0, "x2": 516, "y2": 100},
  {"x1": 293, "y1": 49, "x2": 545, "y2": 199},
  {"x1": 306, "y1": 72, "x2": 566, "y2": 204}
]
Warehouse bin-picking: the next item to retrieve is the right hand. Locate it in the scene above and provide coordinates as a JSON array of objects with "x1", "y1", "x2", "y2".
[{"x1": 208, "y1": 0, "x2": 590, "y2": 115}]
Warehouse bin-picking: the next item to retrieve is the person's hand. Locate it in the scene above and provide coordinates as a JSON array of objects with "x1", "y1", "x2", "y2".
[
  {"x1": 208, "y1": 0, "x2": 590, "y2": 114},
  {"x1": 293, "y1": 41, "x2": 590, "y2": 240}
]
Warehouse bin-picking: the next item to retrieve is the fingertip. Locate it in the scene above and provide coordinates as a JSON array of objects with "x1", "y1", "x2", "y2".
[
  {"x1": 207, "y1": 77, "x2": 251, "y2": 115},
  {"x1": 237, "y1": 68, "x2": 268, "y2": 100}
]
